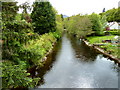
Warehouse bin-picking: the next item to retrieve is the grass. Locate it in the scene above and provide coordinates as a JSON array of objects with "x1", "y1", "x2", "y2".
[
  {"x1": 87, "y1": 35, "x2": 116, "y2": 44},
  {"x1": 100, "y1": 44, "x2": 119, "y2": 58},
  {"x1": 86, "y1": 35, "x2": 119, "y2": 58}
]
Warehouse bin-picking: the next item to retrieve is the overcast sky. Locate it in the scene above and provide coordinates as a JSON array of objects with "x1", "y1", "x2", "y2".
[{"x1": 17, "y1": 0, "x2": 120, "y2": 16}]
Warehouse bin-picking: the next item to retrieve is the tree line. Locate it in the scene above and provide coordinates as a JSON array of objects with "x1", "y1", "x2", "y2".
[{"x1": 64, "y1": 7, "x2": 120, "y2": 38}]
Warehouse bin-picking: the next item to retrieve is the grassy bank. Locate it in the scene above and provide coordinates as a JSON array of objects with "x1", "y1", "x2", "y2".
[{"x1": 87, "y1": 35, "x2": 119, "y2": 59}]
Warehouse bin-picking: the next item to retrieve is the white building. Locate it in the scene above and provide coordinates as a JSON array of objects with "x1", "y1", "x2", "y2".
[{"x1": 107, "y1": 22, "x2": 119, "y2": 29}]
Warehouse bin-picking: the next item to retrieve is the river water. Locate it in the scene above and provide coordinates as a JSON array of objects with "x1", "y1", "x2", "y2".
[{"x1": 36, "y1": 34, "x2": 119, "y2": 88}]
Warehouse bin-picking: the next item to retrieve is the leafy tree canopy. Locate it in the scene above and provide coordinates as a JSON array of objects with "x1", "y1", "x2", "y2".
[
  {"x1": 89, "y1": 13, "x2": 104, "y2": 35},
  {"x1": 101, "y1": 8, "x2": 120, "y2": 23}
]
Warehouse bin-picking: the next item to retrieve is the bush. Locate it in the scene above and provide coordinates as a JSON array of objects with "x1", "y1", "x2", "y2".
[
  {"x1": 108, "y1": 29, "x2": 119, "y2": 35},
  {"x1": 2, "y1": 20, "x2": 39, "y2": 63},
  {"x1": 1, "y1": 62, "x2": 40, "y2": 88},
  {"x1": 52, "y1": 32, "x2": 61, "y2": 40},
  {"x1": 21, "y1": 33, "x2": 57, "y2": 66}
]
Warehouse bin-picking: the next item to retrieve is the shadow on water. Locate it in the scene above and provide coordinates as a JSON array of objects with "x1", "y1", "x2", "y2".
[
  {"x1": 32, "y1": 33, "x2": 119, "y2": 88},
  {"x1": 67, "y1": 34, "x2": 99, "y2": 62},
  {"x1": 34, "y1": 38, "x2": 62, "y2": 86}
]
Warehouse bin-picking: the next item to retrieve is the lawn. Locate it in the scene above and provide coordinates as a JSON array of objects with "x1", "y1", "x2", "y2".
[
  {"x1": 86, "y1": 35, "x2": 119, "y2": 58},
  {"x1": 87, "y1": 35, "x2": 116, "y2": 44}
]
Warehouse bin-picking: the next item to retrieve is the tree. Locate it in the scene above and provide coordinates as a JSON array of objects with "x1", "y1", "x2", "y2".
[
  {"x1": 114, "y1": 7, "x2": 120, "y2": 23},
  {"x1": 100, "y1": 15, "x2": 107, "y2": 31},
  {"x1": 61, "y1": 14, "x2": 64, "y2": 21},
  {"x1": 56, "y1": 15, "x2": 64, "y2": 36},
  {"x1": 31, "y1": 1, "x2": 56, "y2": 34},
  {"x1": 104, "y1": 8, "x2": 116, "y2": 22},
  {"x1": 74, "y1": 15, "x2": 93, "y2": 38},
  {"x1": 2, "y1": 1, "x2": 19, "y2": 21},
  {"x1": 19, "y1": 2, "x2": 31, "y2": 14},
  {"x1": 89, "y1": 13, "x2": 104, "y2": 35},
  {"x1": 19, "y1": 2, "x2": 31, "y2": 21},
  {"x1": 65, "y1": 15, "x2": 93, "y2": 38},
  {"x1": 102, "y1": 8, "x2": 105, "y2": 12},
  {"x1": 100, "y1": 8, "x2": 120, "y2": 23}
]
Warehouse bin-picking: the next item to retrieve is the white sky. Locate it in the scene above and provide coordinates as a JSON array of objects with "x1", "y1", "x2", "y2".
[{"x1": 17, "y1": 0, "x2": 120, "y2": 16}]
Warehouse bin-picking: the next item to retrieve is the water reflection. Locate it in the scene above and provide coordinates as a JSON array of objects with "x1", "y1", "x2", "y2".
[
  {"x1": 36, "y1": 34, "x2": 118, "y2": 88},
  {"x1": 68, "y1": 35, "x2": 98, "y2": 63}
]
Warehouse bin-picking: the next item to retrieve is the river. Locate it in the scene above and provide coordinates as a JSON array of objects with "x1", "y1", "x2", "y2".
[{"x1": 35, "y1": 34, "x2": 119, "y2": 88}]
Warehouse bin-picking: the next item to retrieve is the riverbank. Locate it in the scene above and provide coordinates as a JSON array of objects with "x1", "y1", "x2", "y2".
[
  {"x1": 1, "y1": 32, "x2": 61, "y2": 89},
  {"x1": 83, "y1": 39, "x2": 120, "y2": 65},
  {"x1": 28, "y1": 41, "x2": 57, "y2": 74}
]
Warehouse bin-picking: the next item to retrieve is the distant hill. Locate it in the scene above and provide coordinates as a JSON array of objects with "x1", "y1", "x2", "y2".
[{"x1": 63, "y1": 15, "x2": 69, "y2": 18}]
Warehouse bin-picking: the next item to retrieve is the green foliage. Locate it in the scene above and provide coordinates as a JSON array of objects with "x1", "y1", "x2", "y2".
[
  {"x1": 19, "y1": 2, "x2": 32, "y2": 23},
  {"x1": 2, "y1": 1, "x2": 62, "y2": 89},
  {"x1": 75, "y1": 15, "x2": 93, "y2": 37},
  {"x1": 100, "y1": 15, "x2": 107, "y2": 30},
  {"x1": 65, "y1": 15, "x2": 93, "y2": 38},
  {"x1": 15, "y1": 13, "x2": 22, "y2": 21},
  {"x1": 101, "y1": 8, "x2": 120, "y2": 22},
  {"x1": 22, "y1": 33, "x2": 56, "y2": 66},
  {"x1": 114, "y1": 7, "x2": 120, "y2": 22},
  {"x1": 2, "y1": 20, "x2": 58, "y2": 88},
  {"x1": 52, "y1": 32, "x2": 61, "y2": 39},
  {"x1": 65, "y1": 13, "x2": 107, "y2": 37},
  {"x1": 61, "y1": 14, "x2": 64, "y2": 21},
  {"x1": 2, "y1": 2, "x2": 19, "y2": 21},
  {"x1": 108, "y1": 29, "x2": 120, "y2": 35},
  {"x1": 105, "y1": 8, "x2": 116, "y2": 22},
  {"x1": 3, "y1": 20, "x2": 33, "y2": 33},
  {"x1": 1, "y1": 1, "x2": 62, "y2": 89},
  {"x1": 56, "y1": 15, "x2": 64, "y2": 38},
  {"x1": 31, "y1": 1, "x2": 56, "y2": 34},
  {"x1": 2, "y1": 20, "x2": 39, "y2": 63},
  {"x1": 89, "y1": 13, "x2": 105, "y2": 35},
  {"x1": 19, "y1": 2, "x2": 31, "y2": 14},
  {"x1": 64, "y1": 17, "x2": 70, "y2": 29},
  {"x1": 1, "y1": 62, "x2": 40, "y2": 88}
]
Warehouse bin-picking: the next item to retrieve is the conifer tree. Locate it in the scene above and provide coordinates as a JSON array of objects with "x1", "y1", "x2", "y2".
[{"x1": 31, "y1": 0, "x2": 56, "y2": 34}]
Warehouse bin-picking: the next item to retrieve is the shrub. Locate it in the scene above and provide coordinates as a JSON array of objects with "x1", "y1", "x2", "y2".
[
  {"x1": 108, "y1": 29, "x2": 119, "y2": 35},
  {"x1": 21, "y1": 33, "x2": 56, "y2": 66},
  {"x1": 1, "y1": 62, "x2": 40, "y2": 88},
  {"x1": 2, "y1": 20, "x2": 39, "y2": 63}
]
